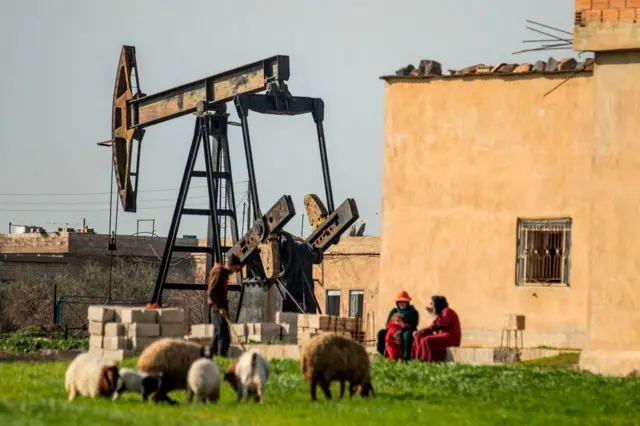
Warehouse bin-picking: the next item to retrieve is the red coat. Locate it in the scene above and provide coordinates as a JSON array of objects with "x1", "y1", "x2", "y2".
[
  {"x1": 411, "y1": 307, "x2": 461, "y2": 362},
  {"x1": 384, "y1": 321, "x2": 404, "y2": 360}
]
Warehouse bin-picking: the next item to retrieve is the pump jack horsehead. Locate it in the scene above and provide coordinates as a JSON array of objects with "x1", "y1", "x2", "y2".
[{"x1": 97, "y1": 46, "x2": 359, "y2": 321}]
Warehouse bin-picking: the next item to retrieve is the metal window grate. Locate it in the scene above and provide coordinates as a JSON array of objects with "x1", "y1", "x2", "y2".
[
  {"x1": 326, "y1": 290, "x2": 341, "y2": 316},
  {"x1": 348, "y1": 290, "x2": 364, "y2": 318},
  {"x1": 516, "y1": 218, "x2": 572, "y2": 286}
]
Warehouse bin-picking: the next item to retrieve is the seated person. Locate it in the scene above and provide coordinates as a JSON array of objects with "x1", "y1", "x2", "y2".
[
  {"x1": 384, "y1": 312, "x2": 407, "y2": 361},
  {"x1": 376, "y1": 291, "x2": 419, "y2": 361},
  {"x1": 411, "y1": 295, "x2": 461, "y2": 362}
]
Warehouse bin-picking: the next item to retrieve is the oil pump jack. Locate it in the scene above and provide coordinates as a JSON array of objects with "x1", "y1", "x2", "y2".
[{"x1": 97, "y1": 46, "x2": 359, "y2": 323}]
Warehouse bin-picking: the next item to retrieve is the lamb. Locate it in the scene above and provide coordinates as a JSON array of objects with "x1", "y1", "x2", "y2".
[
  {"x1": 300, "y1": 332, "x2": 375, "y2": 401},
  {"x1": 64, "y1": 352, "x2": 120, "y2": 401},
  {"x1": 137, "y1": 337, "x2": 210, "y2": 405},
  {"x1": 185, "y1": 358, "x2": 222, "y2": 404},
  {"x1": 223, "y1": 349, "x2": 270, "y2": 403},
  {"x1": 111, "y1": 368, "x2": 164, "y2": 402}
]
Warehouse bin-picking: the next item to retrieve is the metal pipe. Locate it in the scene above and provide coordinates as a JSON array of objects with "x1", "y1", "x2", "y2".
[
  {"x1": 315, "y1": 121, "x2": 335, "y2": 213},
  {"x1": 239, "y1": 115, "x2": 262, "y2": 219}
]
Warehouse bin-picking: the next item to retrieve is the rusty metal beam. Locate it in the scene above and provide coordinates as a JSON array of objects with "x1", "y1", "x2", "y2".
[
  {"x1": 129, "y1": 55, "x2": 290, "y2": 129},
  {"x1": 101, "y1": 45, "x2": 290, "y2": 212}
]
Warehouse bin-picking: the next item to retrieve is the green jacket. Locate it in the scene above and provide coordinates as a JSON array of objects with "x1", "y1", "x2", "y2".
[{"x1": 386, "y1": 304, "x2": 419, "y2": 332}]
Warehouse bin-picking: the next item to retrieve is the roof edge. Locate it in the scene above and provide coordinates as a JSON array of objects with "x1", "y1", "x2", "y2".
[{"x1": 380, "y1": 69, "x2": 593, "y2": 82}]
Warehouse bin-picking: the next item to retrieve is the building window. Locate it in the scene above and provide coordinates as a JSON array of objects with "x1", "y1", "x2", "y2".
[
  {"x1": 516, "y1": 218, "x2": 572, "y2": 286},
  {"x1": 348, "y1": 290, "x2": 364, "y2": 318},
  {"x1": 325, "y1": 290, "x2": 341, "y2": 316}
]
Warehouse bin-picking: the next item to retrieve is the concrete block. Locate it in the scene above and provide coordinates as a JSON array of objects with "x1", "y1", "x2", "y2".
[
  {"x1": 160, "y1": 324, "x2": 185, "y2": 338},
  {"x1": 281, "y1": 323, "x2": 297, "y2": 344},
  {"x1": 88, "y1": 306, "x2": 115, "y2": 322},
  {"x1": 130, "y1": 336, "x2": 160, "y2": 353},
  {"x1": 282, "y1": 344, "x2": 301, "y2": 359},
  {"x1": 88, "y1": 348, "x2": 103, "y2": 358},
  {"x1": 190, "y1": 324, "x2": 213, "y2": 338},
  {"x1": 275, "y1": 312, "x2": 299, "y2": 325},
  {"x1": 117, "y1": 307, "x2": 158, "y2": 324},
  {"x1": 103, "y1": 336, "x2": 129, "y2": 351},
  {"x1": 157, "y1": 308, "x2": 185, "y2": 324},
  {"x1": 127, "y1": 323, "x2": 160, "y2": 338},
  {"x1": 89, "y1": 335, "x2": 104, "y2": 349},
  {"x1": 88, "y1": 321, "x2": 105, "y2": 336},
  {"x1": 102, "y1": 349, "x2": 134, "y2": 362},
  {"x1": 503, "y1": 314, "x2": 526, "y2": 331},
  {"x1": 307, "y1": 315, "x2": 331, "y2": 329},
  {"x1": 104, "y1": 323, "x2": 125, "y2": 337},
  {"x1": 298, "y1": 315, "x2": 309, "y2": 328}
]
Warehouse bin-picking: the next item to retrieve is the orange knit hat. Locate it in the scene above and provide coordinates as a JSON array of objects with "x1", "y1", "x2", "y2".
[{"x1": 395, "y1": 291, "x2": 412, "y2": 303}]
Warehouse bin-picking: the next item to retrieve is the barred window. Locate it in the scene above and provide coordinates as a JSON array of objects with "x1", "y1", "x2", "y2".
[
  {"x1": 325, "y1": 290, "x2": 341, "y2": 316},
  {"x1": 516, "y1": 218, "x2": 572, "y2": 286},
  {"x1": 348, "y1": 290, "x2": 364, "y2": 318}
]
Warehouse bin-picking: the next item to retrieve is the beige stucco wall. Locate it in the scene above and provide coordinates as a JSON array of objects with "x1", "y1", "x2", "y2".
[
  {"x1": 378, "y1": 73, "x2": 594, "y2": 349},
  {"x1": 580, "y1": 51, "x2": 640, "y2": 376},
  {"x1": 313, "y1": 237, "x2": 380, "y2": 340}
]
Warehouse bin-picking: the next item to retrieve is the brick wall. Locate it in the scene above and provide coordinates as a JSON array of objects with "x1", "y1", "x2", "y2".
[{"x1": 576, "y1": 0, "x2": 640, "y2": 25}]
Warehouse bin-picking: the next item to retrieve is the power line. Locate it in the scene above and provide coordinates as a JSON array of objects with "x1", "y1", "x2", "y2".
[
  {"x1": 0, "y1": 180, "x2": 249, "y2": 197},
  {"x1": 0, "y1": 192, "x2": 244, "y2": 206}
]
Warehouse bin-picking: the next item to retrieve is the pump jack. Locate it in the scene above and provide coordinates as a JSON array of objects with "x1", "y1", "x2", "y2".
[{"x1": 97, "y1": 46, "x2": 359, "y2": 322}]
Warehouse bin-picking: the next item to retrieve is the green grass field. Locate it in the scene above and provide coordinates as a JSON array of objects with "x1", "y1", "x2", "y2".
[{"x1": 0, "y1": 354, "x2": 639, "y2": 426}]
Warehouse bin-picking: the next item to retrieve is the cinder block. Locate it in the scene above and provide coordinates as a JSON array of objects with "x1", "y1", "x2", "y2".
[
  {"x1": 88, "y1": 348, "x2": 103, "y2": 358},
  {"x1": 127, "y1": 323, "x2": 160, "y2": 338},
  {"x1": 275, "y1": 312, "x2": 299, "y2": 325},
  {"x1": 89, "y1": 335, "x2": 104, "y2": 349},
  {"x1": 103, "y1": 336, "x2": 129, "y2": 351},
  {"x1": 191, "y1": 324, "x2": 213, "y2": 338},
  {"x1": 117, "y1": 307, "x2": 158, "y2": 324},
  {"x1": 298, "y1": 315, "x2": 309, "y2": 328},
  {"x1": 503, "y1": 314, "x2": 526, "y2": 331},
  {"x1": 102, "y1": 349, "x2": 134, "y2": 362},
  {"x1": 281, "y1": 323, "x2": 297, "y2": 344},
  {"x1": 160, "y1": 324, "x2": 185, "y2": 338},
  {"x1": 88, "y1": 321, "x2": 105, "y2": 336},
  {"x1": 104, "y1": 323, "x2": 126, "y2": 337},
  {"x1": 130, "y1": 336, "x2": 160, "y2": 353},
  {"x1": 157, "y1": 308, "x2": 185, "y2": 324},
  {"x1": 282, "y1": 344, "x2": 301, "y2": 359},
  {"x1": 230, "y1": 323, "x2": 247, "y2": 340},
  {"x1": 88, "y1": 306, "x2": 115, "y2": 322}
]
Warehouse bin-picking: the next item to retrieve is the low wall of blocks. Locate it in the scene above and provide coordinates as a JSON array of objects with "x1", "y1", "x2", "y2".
[
  {"x1": 188, "y1": 312, "x2": 365, "y2": 346},
  {"x1": 87, "y1": 305, "x2": 186, "y2": 361}
]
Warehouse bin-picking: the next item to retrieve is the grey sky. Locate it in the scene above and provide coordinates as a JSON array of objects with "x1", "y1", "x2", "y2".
[{"x1": 0, "y1": 0, "x2": 578, "y2": 239}]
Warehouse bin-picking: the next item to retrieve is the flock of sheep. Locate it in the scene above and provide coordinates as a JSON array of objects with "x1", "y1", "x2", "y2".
[{"x1": 64, "y1": 332, "x2": 375, "y2": 405}]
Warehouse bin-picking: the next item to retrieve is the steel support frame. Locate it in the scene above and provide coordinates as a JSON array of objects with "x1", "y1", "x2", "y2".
[{"x1": 151, "y1": 111, "x2": 228, "y2": 306}]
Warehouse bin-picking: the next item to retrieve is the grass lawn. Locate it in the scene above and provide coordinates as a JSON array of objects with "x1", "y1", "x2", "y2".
[{"x1": 1, "y1": 354, "x2": 639, "y2": 426}]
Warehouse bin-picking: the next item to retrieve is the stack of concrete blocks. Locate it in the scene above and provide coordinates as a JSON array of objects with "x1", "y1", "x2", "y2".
[
  {"x1": 189, "y1": 323, "x2": 249, "y2": 345},
  {"x1": 246, "y1": 322, "x2": 282, "y2": 344},
  {"x1": 276, "y1": 312, "x2": 298, "y2": 344},
  {"x1": 87, "y1": 305, "x2": 185, "y2": 361}
]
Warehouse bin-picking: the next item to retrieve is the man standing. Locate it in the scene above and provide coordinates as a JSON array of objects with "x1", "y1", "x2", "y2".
[{"x1": 207, "y1": 254, "x2": 242, "y2": 357}]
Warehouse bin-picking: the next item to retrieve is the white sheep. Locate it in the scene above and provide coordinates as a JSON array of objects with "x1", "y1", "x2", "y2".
[
  {"x1": 64, "y1": 352, "x2": 120, "y2": 401},
  {"x1": 111, "y1": 368, "x2": 164, "y2": 402},
  {"x1": 224, "y1": 349, "x2": 270, "y2": 403},
  {"x1": 185, "y1": 358, "x2": 222, "y2": 404}
]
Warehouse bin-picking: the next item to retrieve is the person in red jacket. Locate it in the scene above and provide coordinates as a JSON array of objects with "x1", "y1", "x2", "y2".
[
  {"x1": 411, "y1": 295, "x2": 461, "y2": 362},
  {"x1": 384, "y1": 313, "x2": 407, "y2": 361}
]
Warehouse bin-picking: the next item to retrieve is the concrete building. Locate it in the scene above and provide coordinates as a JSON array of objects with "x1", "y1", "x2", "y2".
[{"x1": 376, "y1": 1, "x2": 640, "y2": 369}]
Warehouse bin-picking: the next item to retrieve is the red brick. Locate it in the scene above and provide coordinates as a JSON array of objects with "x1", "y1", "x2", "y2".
[
  {"x1": 583, "y1": 9, "x2": 603, "y2": 22},
  {"x1": 603, "y1": 8, "x2": 620, "y2": 21},
  {"x1": 610, "y1": 0, "x2": 626, "y2": 7},
  {"x1": 591, "y1": 0, "x2": 609, "y2": 9},
  {"x1": 629, "y1": 0, "x2": 640, "y2": 6},
  {"x1": 576, "y1": 0, "x2": 592, "y2": 9},
  {"x1": 619, "y1": 7, "x2": 637, "y2": 22}
]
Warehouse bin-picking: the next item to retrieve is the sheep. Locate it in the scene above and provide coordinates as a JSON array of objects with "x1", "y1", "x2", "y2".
[
  {"x1": 223, "y1": 349, "x2": 270, "y2": 403},
  {"x1": 111, "y1": 368, "x2": 164, "y2": 402},
  {"x1": 300, "y1": 332, "x2": 375, "y2": 401},
  {"x1": 64, "y1": 352, "x2": 120, "y2": 401},
  {"x1": 185, "y1": 358, "x2": 222, "y2": 404},
  {"x1": 137, "y1": 337, "x2": 210, "y2": 405}
]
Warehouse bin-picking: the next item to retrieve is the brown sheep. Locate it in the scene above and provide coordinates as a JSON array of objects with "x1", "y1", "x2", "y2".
[
  {"x1": 300, "y1": 332, "x2": 375, "y2": 401},
  {"x1": 137, "y1": 338, "x2": 209, "y2": 405}
]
